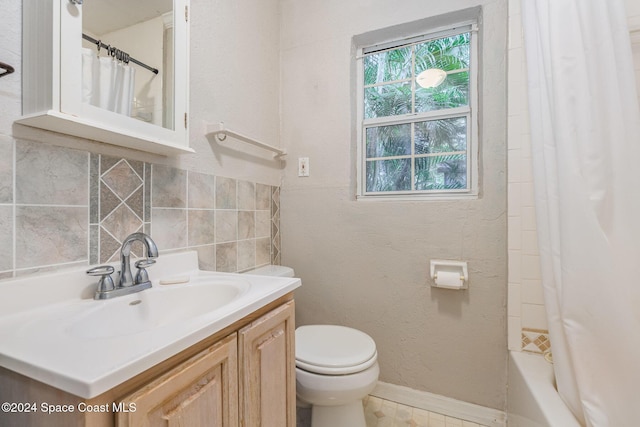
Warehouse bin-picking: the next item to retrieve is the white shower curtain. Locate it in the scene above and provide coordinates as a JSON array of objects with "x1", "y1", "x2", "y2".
[
  {"x1": 82, "y1": 47, "x2": 135, "y2": 116},
  {"x1": 522, "y1": 0, "x2": 640, "y2": 425}
]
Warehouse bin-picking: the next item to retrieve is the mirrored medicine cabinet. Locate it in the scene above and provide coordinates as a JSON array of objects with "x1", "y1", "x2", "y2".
[{"x1": 18, "y1": 0, "x2": 193, "y2": 155}]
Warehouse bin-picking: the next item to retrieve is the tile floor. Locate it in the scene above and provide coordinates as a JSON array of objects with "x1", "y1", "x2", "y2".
[{"x1": 363, "y1": 396, "x2": 488, "y2": 427}]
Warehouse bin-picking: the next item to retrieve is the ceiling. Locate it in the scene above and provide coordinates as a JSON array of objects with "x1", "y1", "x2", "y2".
[{"x1": 83, "y1": 0, "x2": 173, "y2": 36}]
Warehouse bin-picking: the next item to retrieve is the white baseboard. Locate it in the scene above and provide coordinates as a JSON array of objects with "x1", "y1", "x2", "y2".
[{"x1": 371, "y1": 381, "x2": 506, "y2": 427}]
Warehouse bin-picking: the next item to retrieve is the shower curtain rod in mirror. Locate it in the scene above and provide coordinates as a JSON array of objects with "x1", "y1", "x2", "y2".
[{"x1": 82, "y1": 33, "x2": 159, "y2": 75}]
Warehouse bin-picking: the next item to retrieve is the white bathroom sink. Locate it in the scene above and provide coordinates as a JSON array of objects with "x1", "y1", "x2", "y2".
[
  {"x1": 67, "y1": 278, "x2": 250, "y2": 339},
  {"x1": 0, "y1": 251, "x2": 301, "y2": 398}
]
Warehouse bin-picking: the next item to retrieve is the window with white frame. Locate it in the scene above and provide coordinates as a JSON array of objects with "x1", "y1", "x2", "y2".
[{"x1": 357, "y1": 23, "x2": 478, "y2": 199}]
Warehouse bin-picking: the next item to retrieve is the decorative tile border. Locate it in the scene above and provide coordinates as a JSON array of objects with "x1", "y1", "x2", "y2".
[
  {"x1": 90, "y1": 155, "x2": 148, "y2": 264},
  {"x1": 521, "y1": 328, "x2": 551, "y2": 354},
  {"x1": 271, "y1": 186, "x2": 281, "y2": 265}
]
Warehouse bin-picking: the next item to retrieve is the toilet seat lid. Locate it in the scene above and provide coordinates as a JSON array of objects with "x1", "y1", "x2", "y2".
[{"x1": 295, "y1": 325, "x2": 377, "y2": 375}]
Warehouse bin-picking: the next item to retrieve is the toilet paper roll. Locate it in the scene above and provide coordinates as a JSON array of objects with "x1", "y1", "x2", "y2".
[{"x1": 434, "y1": 270, "x2": 464, "y2": 289}]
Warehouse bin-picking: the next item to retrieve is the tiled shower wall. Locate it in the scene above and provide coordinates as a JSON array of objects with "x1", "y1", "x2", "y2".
[
  {"x1": 0, "y1": 135, "x2": 281, "y2": 279},
  {"x1": 507, "y1": 0, "x2": 548, "y2": 353}
]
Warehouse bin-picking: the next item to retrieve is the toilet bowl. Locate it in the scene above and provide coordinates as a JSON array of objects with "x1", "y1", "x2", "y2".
[
  {"x1": 295, "y1": 324, "x2": 379, "y2": 427},
  {"x1": 243, "y1": 265, "x2": 380, "y2": 427}
]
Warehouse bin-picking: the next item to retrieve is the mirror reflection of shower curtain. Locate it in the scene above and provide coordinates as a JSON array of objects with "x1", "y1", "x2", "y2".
[
  {"x1": 162, "y1": 12, "x2": 174, "y2": 130},
  {"x1": 522, "y1": 0, "x2": 640, "y2": 426},
  {"x1": 82, "y1": 47, "x2": 136, "y2": 116}
]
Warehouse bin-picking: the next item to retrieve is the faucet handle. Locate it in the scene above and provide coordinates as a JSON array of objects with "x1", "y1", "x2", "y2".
[
  {"x1": 87, "y1": 265, "x2": 115, "y2": 293},
  {"x1": 134, "y1": 259, "x2": 156, "y2": 285},
  {"x1": 135, "y1": 259, "x2": 156, "y2": 269}
]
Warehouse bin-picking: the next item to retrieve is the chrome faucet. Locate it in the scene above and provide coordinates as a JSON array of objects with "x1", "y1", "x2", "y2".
[
  {"x1": 119, "y1": 232, "x2": 159, "y2": 288},
  {"x1": 87, "y1": 232, "x2": 159, "y2": 300}
]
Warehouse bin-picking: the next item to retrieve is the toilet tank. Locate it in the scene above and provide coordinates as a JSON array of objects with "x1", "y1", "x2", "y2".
[{"x1": 243, "y1": 265, "x2": 295, "y2": 277}]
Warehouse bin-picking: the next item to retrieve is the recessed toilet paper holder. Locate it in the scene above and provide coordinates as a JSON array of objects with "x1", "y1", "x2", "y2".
[{"x1": 430, "y1": 260, "x2": 468, "y2": 289}]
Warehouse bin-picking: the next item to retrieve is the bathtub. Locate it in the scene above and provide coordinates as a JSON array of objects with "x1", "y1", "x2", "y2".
[{"x1": 507, "y1": 352, "x2": 581, "y2": 427}]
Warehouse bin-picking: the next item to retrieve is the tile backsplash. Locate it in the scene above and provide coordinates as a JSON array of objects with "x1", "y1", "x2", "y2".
[{"x1": 0, "y1": 136, "x2": 280, "y2": 278}]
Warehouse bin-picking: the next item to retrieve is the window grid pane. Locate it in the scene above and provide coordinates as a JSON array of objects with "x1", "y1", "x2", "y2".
[
  {"x1": 364, "y1": 46, "x2": 412, "y2": 85},
  {"x1": 360, "y1": 28, "x2": 474, "y2": 197},
  {"x1": 415, "y1": 116, "x2": 467, "y2": 154},
  {"x1": 414, "y1": 33, "x2": 470, "y2": 74},
  {"x1": 415, "y1": 154, "x2": 467, "y2": 190},
  {"x1": 415, "y1": 71, "x2": 469, "y2": 112},
  {"x1": 366, "y1": 158, "x2": 412, "y2": 192},
  {"x1": 366, "y1": 124, "x2": 411, "y2": 158},
  {"x1": 364, "y1": 115, "x2": 469, "y2": 194},
  {"x1": 364, "y1": 83, "x2": 412, "y2": 119},
  {"x1": 363, "y1": 31, "x2": 471, "y2": 121}
]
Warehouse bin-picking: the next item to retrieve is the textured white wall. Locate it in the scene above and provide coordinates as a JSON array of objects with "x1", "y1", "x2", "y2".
[
  {"x1": 628, "y1": 0, "x2": 640, "y2": 22},
  {"x1": 629, "y1": 1, "x2": 640, "y2": 104},
  {"x1": 279, "y1": 0, "x2": 508, "y2": 410},
  {"x1": 183, "y1": 0, "x2": 283, "y2": 184}
]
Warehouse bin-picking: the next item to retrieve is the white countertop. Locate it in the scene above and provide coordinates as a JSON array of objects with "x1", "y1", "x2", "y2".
[{"x1": 0, "y1": 251, "x2": 300, "y2": 398}]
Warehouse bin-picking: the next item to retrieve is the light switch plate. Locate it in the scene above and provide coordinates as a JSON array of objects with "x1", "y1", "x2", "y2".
[{"x1": 298, "y1": 157, "x2": 309, "y2": 177}]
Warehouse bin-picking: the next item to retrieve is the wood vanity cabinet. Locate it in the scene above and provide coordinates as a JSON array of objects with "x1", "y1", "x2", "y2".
[
  {"x1": 116, "y1": 300, "x2": 296, "y2": 427},
  {"x1": 238, "y1": 300, "x2": 296, "y2": 427},
  {"x1": 0, "y1": 296, "x2": 296, "y2": 427},
  {"x1": 116, "y1": 333, "x2": 239, "y2": 427}
]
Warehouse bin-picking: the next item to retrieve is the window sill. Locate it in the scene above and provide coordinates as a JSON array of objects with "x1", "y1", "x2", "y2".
[{"x1": 356, "y1": 192, "x2": 479, "y2": 202}]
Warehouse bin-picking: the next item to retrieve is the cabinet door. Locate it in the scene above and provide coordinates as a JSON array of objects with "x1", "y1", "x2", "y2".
[
  {"x1": 117, "y1": 333, "x2": 238, "y2": 427},
  {"x1": 239, "y1": 301, "x2": 295, "y2": 427}
]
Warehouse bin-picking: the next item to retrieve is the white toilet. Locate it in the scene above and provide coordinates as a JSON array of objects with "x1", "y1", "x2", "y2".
[
  {"x1": 244, "y1": 265, "x2": 380, "y2": 427},
  {"x1": 295, "y1": 324, "x2": 379, "y2": 427}
]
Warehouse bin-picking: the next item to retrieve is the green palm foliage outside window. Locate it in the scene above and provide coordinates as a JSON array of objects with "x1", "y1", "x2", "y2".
[{"x1": 362, "y1": 31, "x2": 472, "y2": 194}]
